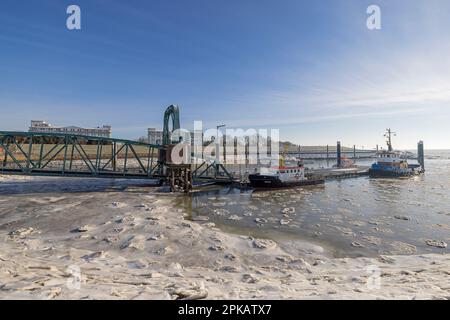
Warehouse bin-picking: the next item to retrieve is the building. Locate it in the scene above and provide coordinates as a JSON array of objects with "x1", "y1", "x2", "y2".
[
  {"x1": 147, "y1": 128, "x2": 164, "y2": 145},
  {"x1": 192, "y1": 129, "x2": 203, "y2": 146},
  {"x1": 147, "y1": 128, "x2": 205, "y2": 147},
  {"x1": 29, "y1": 120, "x2": 112, "y2": 138}
]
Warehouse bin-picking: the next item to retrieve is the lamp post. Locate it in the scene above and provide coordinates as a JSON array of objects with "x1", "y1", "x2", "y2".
[{"x1": 216, "y1": 124, "x2": 225, "y2": 176}]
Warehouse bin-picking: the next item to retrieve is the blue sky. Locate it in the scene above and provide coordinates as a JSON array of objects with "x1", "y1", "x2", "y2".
[{"x1": 1, "y1": 0, "x2": 450, "y2": 149}]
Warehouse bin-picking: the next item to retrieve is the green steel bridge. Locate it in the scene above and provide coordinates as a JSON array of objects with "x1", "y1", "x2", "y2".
[
  {"x1": 0, "y1": 105, "x2": 233, "y2": 187},
  {"x1": 0, "y1": 130, "x2": 232, "y2": 183},
  {"x1": 0, "y1": 131, "x2": 167, "y2": 180}
]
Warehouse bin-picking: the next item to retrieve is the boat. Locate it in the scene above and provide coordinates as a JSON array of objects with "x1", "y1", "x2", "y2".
[
  {"x1": 369, "y1": 129, "x2": 424, "y2": 178},
  {"x1": 249, "y1": 158, "x2": 325, "y2": 189}
]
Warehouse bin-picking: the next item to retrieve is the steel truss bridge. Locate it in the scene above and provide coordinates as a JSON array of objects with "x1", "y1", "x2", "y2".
[
  {"x1": 0, "y1": 131, "x2": 166, "y2": 180},
  {"x1": 0, "y1": 131, "x2": 231, "y2": 183},
  {"x1": 0, "y1": 104, "x2": 234, "y2": 192}
]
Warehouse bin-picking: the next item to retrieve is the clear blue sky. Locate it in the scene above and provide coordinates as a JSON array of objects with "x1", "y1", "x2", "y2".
[{"x1": 1, "y1": 0, "x2": 450, "y2": 149}]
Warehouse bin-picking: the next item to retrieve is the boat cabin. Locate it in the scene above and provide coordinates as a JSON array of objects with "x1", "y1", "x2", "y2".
[{"x1": 376, "y1": 150, "x2": 409, "y2": 168}]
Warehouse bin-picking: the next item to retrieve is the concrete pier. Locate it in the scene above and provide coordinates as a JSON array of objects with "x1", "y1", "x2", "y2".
[{"x1": 306, "y1": 166, "x2": 370, "y2": 180}]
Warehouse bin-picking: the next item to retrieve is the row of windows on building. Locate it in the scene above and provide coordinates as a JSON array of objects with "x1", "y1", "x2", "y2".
[{"x1": 29, "y1": 121, "x2": 112, "y2": 138}]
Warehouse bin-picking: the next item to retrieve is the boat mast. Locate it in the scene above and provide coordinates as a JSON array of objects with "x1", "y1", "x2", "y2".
[{"x1": 384, "y1": 128, "x2": 396, "y2": 152}]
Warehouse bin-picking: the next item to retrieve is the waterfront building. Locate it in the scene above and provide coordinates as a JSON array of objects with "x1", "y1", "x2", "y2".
[{"x1": 29, "y1": 120, "x2": 111, "y2": 138}]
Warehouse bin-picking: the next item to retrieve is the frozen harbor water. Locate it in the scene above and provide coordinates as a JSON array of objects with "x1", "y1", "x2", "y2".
[
  {"x1": 183, "y1": 151, "x2": 450, "y2": 258},
  {"x1": 0, "y1": 151, "x2": 448, "y2": 299}
]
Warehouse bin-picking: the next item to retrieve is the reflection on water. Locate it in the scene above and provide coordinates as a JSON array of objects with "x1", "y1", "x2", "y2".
[{"x1": 181, "y1": 151, "x2": 450, "y2": 258}]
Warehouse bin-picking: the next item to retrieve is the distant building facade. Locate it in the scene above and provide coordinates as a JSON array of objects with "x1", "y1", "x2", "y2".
[
  {"x1": 147, "y1": 128, "x2": 205, "y2": 147},
  {"x1": 192, "y1": 129, "x2": 203, "y2": 146},
  {"x1": 147, "y1": 128, "x2": 164, "y2": 145},
  {"x1": 29, "y1": 120, "x2": 112, "y2": 138}
]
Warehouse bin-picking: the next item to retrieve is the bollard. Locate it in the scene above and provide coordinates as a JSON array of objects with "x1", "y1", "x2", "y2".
[
  {"x1": 337, "y1": 141, "x2": 341, "y2": 168},
  {"x1": 418, "y1": 141, "x2": 425, "y2": 171}
]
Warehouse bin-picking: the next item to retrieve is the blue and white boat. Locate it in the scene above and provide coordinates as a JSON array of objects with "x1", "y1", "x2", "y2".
[{"x1": 369, "y1": 129, "x2": 424, "y2": 177}]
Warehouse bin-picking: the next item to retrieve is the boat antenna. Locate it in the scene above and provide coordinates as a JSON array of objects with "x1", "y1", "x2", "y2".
[{"x1": 384, "y1": 128, "x2": 396, "y2": 152}]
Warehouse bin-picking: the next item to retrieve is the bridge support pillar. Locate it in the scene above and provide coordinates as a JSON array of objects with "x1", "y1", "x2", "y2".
[
  {"x1": 167, "y1": 164, "x2": 192, "y2": 193},
  {"x1": 337, "y1": 141, "x2": 341, "y2": 168}
]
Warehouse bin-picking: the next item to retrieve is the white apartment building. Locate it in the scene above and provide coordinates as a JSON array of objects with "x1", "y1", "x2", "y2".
[{"x1": 29, "y1": 120, "x2": 112, "y2": 138}]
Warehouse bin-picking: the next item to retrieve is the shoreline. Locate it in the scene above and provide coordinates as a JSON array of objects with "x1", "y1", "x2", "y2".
[{"x1": 0, "y1": 185, "x2": 448, "y2": 300}]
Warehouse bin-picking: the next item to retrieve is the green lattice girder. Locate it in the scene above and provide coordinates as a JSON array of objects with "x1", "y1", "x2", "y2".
[{"x1": 0, "y1": 131, "x2": 164, "y2": 179}]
